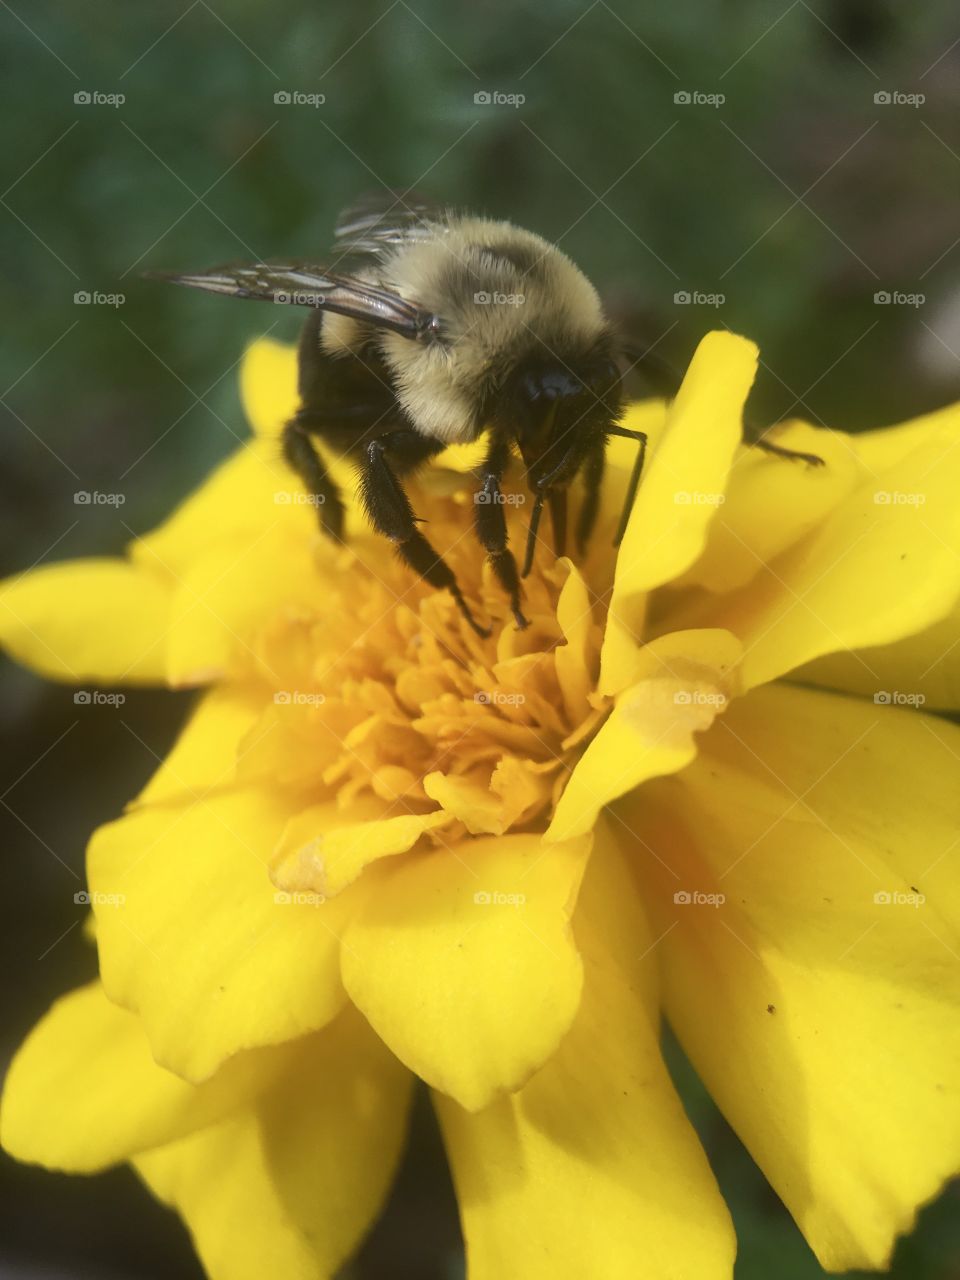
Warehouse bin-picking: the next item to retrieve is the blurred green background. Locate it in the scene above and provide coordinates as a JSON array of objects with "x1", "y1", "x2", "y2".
[{"x1": 2, "y1": 2, "x2": 960, "y2": 1277}]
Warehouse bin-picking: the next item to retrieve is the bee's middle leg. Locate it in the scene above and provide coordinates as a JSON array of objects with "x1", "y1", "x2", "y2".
[{"x1": 361, "y1": 431, "x2": 490, "y2": 638}]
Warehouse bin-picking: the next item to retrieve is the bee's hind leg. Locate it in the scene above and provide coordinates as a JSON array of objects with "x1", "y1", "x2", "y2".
[
  {"x1": 282, "y1": 415, "x2": 346, "y2": 539},
  {"x1": 361, "y1": 431, "x2": 491, "y2": 638}
]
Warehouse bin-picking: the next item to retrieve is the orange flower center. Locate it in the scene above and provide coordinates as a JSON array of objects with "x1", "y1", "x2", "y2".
[{"x1": 240, "y1": 480, "x2": 613, "y2": 838}]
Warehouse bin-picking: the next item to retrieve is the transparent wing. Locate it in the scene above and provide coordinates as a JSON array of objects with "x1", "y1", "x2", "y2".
[
  {"x1": 331, "y1": 190, "x2": 448, "y2": 261},
  {"x1": 149, "y1": 261, "x2": 441, "y2": 341}
]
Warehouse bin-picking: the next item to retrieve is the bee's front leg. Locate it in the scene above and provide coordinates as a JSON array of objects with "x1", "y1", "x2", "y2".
[
  {"x1": 473, "y1": 436, "x2": 528, "y2": 630},
  {"x1": 360, "y1": 431, "x2": 490, "y2": 638}
]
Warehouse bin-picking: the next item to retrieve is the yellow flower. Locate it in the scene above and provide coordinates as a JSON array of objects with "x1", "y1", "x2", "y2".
[{"x1": 3, "y1": 329, "x2": 960, "y2": 1279}]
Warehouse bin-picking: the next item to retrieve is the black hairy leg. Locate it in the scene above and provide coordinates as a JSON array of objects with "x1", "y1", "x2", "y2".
[
  {"x1": 360, "y1": 430, "x2": 490, "y2": 638},
  {"x1": 473, "y1": 438, "x2": 528, "y2": 630},
  {"x1": 281, "y1": 415, "x2": 346, "y2": 540}
]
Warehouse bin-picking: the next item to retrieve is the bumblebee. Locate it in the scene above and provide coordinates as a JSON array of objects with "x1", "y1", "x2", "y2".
[{"x1": 155, "y1": 196, "x2": 816, "y2": 633}]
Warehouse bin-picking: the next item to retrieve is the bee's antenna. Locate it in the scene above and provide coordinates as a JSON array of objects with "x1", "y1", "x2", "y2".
[
  {"x1": 609, "y1": 426, "x2": 648, "y2": 547},
  {"x1": 521, "y1": 492, "x2": 545, "y2": 578}
]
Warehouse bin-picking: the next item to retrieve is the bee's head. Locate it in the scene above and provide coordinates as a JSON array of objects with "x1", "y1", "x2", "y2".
[{"x1": 497, "y1": 346, "x2": 623, "y2": 491}]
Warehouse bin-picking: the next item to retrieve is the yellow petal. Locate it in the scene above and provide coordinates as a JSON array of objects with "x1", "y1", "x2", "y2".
[
  {"x1": 0, "y1": 559, "x2": 171, "y2": 684},
  {"x1": 236, "y1": 337, "x2": 364, "y2": 504},
  {"x1": 272, "y1": 800, "x2": 451, "y2": 896},
  {"x1": 131, "y1": 439, "x2": 302, "y2": 582},
  {"x1": 674, "y1": 421, "x2": 861, "y2": 595},
  {"x1": 239, "y1": 337, "x2": 299, "y2": 440},
  {"x1": 852, "y1": 399, "x2": 960, "y2": 472},
  {"x1": 614, "y1": 329, "x2": 758, "y2": 595},
  {"x1": 423, "y1": 760, "x2": 549, "y2": 836},
  {"x1": 548, "y1": 628, "x2": 742, "y2": 842},
  {"x1": 435, "y1": 818, "x2": 735, "y2": 1280},
  {"x1": 553, "y1": 558, "x2": 596, "y2": 725},
  {"x1": 134, "y1": 685, "x2": 264, "y2": 807},
  {"x1": 423, "y1": 770, "x2": 511, "y2": 834},
  {"x1": 600, "y1": 330, "x2": 757, "y2": 695},
  {"x1": 136, "y1": 1005, "x2": 412, "y2": 1280},
  {"x1": 681, "y1": 415, "x2": 960, "y2": 690},
  {"x1": 163, "y1": 526, "x2": 320, "y2": 686},
  {"x1": 685, "y1": 388, "x2": 960, "y2": 609},
  {"x1": 618, "y1": 682, "x2": 960, "y2": 1270},
  {"x1": 89, "y1": 788, "x2": 354, "y2": 1080},
  {"x1": 341, "y1": 832, "x2": 592, "y2": 1111},
  {"x1": 797, "y1": 598, "x2": 960, "y2": 712},
  {"x1": 610, "y1": 398, "x2": 671, "y2": 465},
  {"x1": 0, "y1": 982, "x2": 283, "y2": 1172}
]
